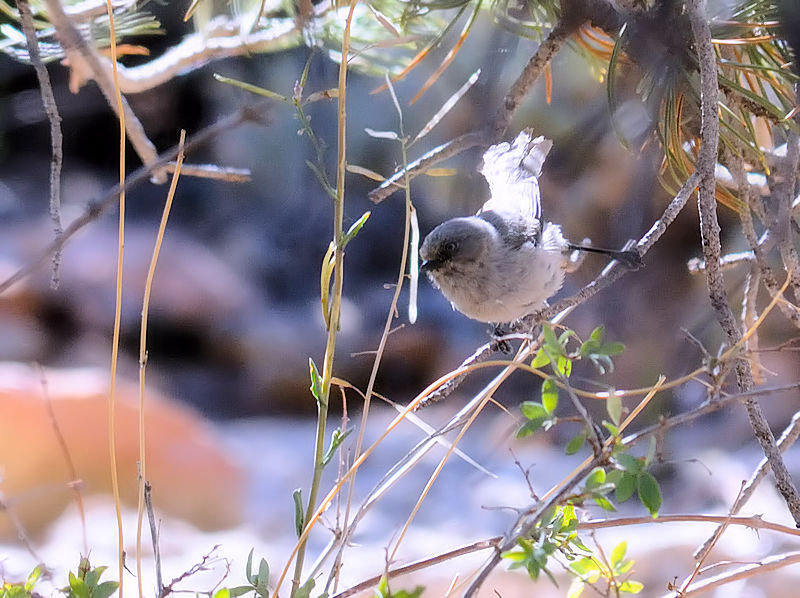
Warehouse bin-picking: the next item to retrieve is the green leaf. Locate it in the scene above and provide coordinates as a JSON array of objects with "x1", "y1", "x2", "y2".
[
  {"x1": 25, "y1": 565, "x2": 43, "y2": 591},
  {"x1": 515, "y1": 419, "x2": 542, "y2": 438},
  {"x1": 613, "y1": 453, "x2": 643, "y2": 473},
  {"x1": 521, "y1": 401, "x2": 548, "y2": 420},
  {"x1": 598, "y1": 342, "x2": 625, "y2": 356},
  {"x1": 322, "y1": 427, "x2": 353, "y2": 467},
  {"x1": 341, "y1": 211, "x2": 370, "y2": 248},
  {"x1": 93, "y1": 581, "x2": 119, "y2": 598},
  {"x1": 645, "y1": 435, "x2": 657, "y2": 467},
  {"x1": 615, "y1": 472, "x2": 637, "y2": 503},
  {"x1": 245, "y1": 548, "x2": 257, "y2": 585},
  {"x1": 566, "y1": 432, "x2": 586, "y2": 455},
  {"x1": 556, "y1": 355, "x2": 572, "y2": 377},
  {"x1": 637, "y1": 472, "x2": 662, "y2": 517},
  {"x1": 213, "y1": 589, "x2": 231, "y2": 598},
  {"x1": 610, "y1": 542, "x2": 627, "y2": 566},
  {"x1": 532, "y1": 349, "x2": 550, "y2": 368},
  {"x1": 213, "y1": 74, "x2": 291, "y2": 103},
  {"x1": 584, "y1": 467, "x2": 606, "y2": 489},
  {"x1": 602, "y1": 421, "x2": 620, "y2": 437},
  {"x1": 293, "y1": 489, "x2": 305, "y2": 538},
  {"x1": 592, "y1": 494, "x2": 616, "y2": 512},
  {"x1": 541, "y1": 379, "x2": 558, "y2": 414},
  {"x1": 619, "y1": 579, "x2": 644, "y2": 594},
  {"x1": 227, "y1": 586, "x2": 256, "y2": 598},
  {"x1": 255, "y1": 557, "x2": 270, "y2": 598},
  {"x1": 606, "y1": 394, "x2": 622, "y2": 426},
  {"x1": 308, "y1": 358, "x2": 322, "y2": 403},
  {"x1": 569, "y1": 557, "x2": 600, "y2": 576},
  {"x1": 542, "y1": 324, "x2": 559, "y2": 353},
  {"x1": 294, "y1": 577, "x2": 314, "y2": 598},
  {"x1": 590, "y1": 326, "x2": 605, "y2": 343}
]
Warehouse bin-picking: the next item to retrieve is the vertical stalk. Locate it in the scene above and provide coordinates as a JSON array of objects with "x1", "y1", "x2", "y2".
[{"x1": 291, "y1": 0, "x2": 359, "y2": 594}]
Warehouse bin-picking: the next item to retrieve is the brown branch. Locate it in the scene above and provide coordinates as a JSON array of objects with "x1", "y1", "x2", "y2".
[
  {"x1": 688, "y1": 0, "x2": 800, "y2": 525},
  {"x1": 331, "y1": 537, "x2": 502, "y2": 598},
  {"x1": 0, "y1": 103, "x2": 270, "y2": 296},
  {"x1": 17, "y1": 0, "x2": 64, "y2": 288}
]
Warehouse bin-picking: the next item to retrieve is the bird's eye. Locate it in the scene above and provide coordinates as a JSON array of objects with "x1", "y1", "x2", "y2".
[{"x1": 443, "y1": 241, "x2": 458, "y2": 254}]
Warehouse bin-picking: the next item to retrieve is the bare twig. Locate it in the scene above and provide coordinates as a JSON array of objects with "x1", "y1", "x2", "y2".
[
  {"x1": 331, "y1": 537, "x2": 502, "y2": 598},
  {"x1": 693, "y1": 410, "x2": 800, "y2": 558},
  {"x1": 659, "y1": 551, "x2": 800, "y2": 598},
  {"x1": 36, "y1": 364, "x2": 87, "y2": 555},
  {"x1": 368, "y1": 130, "x2": 487, "y2": 203},
  {"x1": 0, "y1": 103, "x2": 269, "y2": 296},
  {"x1": 145, "y1": 483, "x2": 164, "y2": 598},
  {"x1": 688, "y1": 0, "x2": 800, "y2": 525},
  {"x1": 17, "y1": 0, "x2": 64, "y2": 288},
  {"x1": 42, "y1": 0, "x2": 164, "y2": 182}
]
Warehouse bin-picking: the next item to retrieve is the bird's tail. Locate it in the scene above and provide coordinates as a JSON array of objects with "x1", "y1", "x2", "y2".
[{"x1": 567, "y1": 243, "x2": 644, "y2": 270}]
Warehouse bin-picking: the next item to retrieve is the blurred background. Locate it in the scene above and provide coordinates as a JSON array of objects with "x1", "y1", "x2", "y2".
[{"x1": 1, "y1": 0, "x2": 800, "y2": 595}]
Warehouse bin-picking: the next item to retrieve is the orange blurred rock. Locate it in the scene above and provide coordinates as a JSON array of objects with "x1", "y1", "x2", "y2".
[{"x1": 0, "y1": 362, "x2": 244, "y2": 540}]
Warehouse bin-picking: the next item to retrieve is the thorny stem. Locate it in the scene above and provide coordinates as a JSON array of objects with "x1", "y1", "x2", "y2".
[{"x1": 688, "y1": 0, "x2": 800, "y2": 525}]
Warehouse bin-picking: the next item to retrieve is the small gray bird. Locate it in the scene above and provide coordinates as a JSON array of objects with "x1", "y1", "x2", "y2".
[{"x1": 420, "y1": 130, "x2": 641, "y2": 323}]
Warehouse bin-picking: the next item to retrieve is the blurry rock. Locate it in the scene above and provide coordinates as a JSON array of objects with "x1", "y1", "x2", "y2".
[{"x1": 0, "y1": 362, "x2": 244, "y2": 540}]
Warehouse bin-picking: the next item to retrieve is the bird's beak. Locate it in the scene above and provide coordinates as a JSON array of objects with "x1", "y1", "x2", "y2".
[{"x1": 420, "y1": 259, "x2": 439, "y2": 272}]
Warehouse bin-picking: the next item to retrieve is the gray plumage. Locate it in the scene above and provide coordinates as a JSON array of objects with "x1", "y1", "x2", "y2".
[{"x1": 420, "y1": 129, "x2": 640, "y2": 323}]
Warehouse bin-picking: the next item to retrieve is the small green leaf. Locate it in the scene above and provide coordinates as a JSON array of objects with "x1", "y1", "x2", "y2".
[
  {"x1": 532, "y1": 349, "x2": 550, "y2": 368},
  {"x1": 213, "y1": 73, "x2": 291, "y2": 103},
  {"x1": 584, "y1": 467, "x2": 606, "y2": 489},
  {"x1": 590, "y1": 326, "x2": 605, "y2": 342},
  {"x1": 342, "y1": 211, "x2": 370, "y2": 248},
  {"x1": 566, "y1": 432, "x2": 586, "y2": 455},
  {"x1": 322, "y1": 427, "x2": 353, "y2": 467},
  {"x1": 308, "y1": 358, "x2": 323, "y2": 405},
  {"x1": 294, "y1": 577, "x2": 314, "y2": 598},
  {"x1": 619, "y1": 579, "x2": 644, "y2": 594},
  {"x1": 598, "y1": 341, "x2": 625, "y2": 356},
  {"x1": 256, "y1": 557, "x2": 270, "y2": 598},
  {"x1": 615, "y1": 472, "x2": 637, "y2": 503},
  {"x1": 93, "y1": 581, "x2": 120, "y2": 598},
  {"x1": 542, "y1": 324, "x2": 559, "y2": 352},
  {"x1": 613, "y1": 453, "x2": 643, "y2": 473},
  {"x1": 293, "y1": 489, "x2": 305, "y2": 538},
  {"x1": 521, "y1": 401, "x2": 548, "y2": 420},
  {"x1": 542, "y1": 379, "x2": 558, "y2": 414},
  {"x1": 606, "y1": 394, "x2": 622, "y2": 426},
  {"x1": 556, "y1": 355, "x2": 572, "y2": 377},
  {"x1": 213, "y1": 589, "x2": 231, "y2": 598},
  {"x1": 228, "y1": 586, "x2": 256, "y2": 598},
  {"x1": 593, "y1": 494, "x2": 616, "y2": 511},
  {"x1": 602, "y1": 421, "x2": 620, "y2": 437},
  {"x1": 645, "y1": 435, "x2": 657, "y2": 466},
  {"x1": 516, "y1": 419, "x2": 542, "y2": 438},
  {"x1": 569, "y1": 557, "x2": 600, "y2": 576},
  {"x1": 610, "y1": 541, "x2": 627, "y2": 566},
  {"x1": 637, "y1": 471, "x2": 662, "y2": 517},
  {"x1": 245, "y1": 549, "x2": 257, "y2": 585}
]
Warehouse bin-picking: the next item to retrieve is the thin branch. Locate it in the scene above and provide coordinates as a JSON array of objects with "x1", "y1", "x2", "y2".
[
  {"x1": 491, "y1": 18, "x2": 577, "y2": 138},
  {"x1": 368, "y1": 130, "x2": 487, "y2": 204},
  {"x1": 17, "y1": 0, "x2": 64, "y2": 289},
  {"x1": 110, "y1": 18, "x2": 301, "y2": 94},
  {"x1": 694, "y1": 410, "x2": 800, "y2": 558},
  {"x1": 331, "y1": 537, "x2": 502, "y2": 598},
  {"x1": 658, "y1": 551, "x2": 800, "y2": 598},
  {"x1": 688, "y1": 0, "x2": 800, "y2": 525},
  {"x1": 0, "y1": 103, "x2": 269, "y2": 296},
  {"x1": 42, "y1": 0, "x2": 164, "y2": 182},
  {"x1": 369, "y1": 17, "x2": 576, "y2": 204}
]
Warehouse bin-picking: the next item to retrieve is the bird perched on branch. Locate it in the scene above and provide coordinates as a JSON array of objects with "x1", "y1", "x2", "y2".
[{"x1": 420, "y1": 129, "x2": 642, "y2": 323}]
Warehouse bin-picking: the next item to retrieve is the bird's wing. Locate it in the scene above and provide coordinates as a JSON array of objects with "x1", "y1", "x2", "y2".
[{"x1": 478, "y1": 129, "x2": 553, "y2": 224}]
